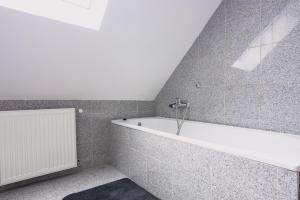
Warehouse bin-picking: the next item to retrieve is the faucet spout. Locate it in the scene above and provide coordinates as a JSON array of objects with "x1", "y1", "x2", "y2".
[{"x1": 169, "y1": 102, "x2": 177, "y2": 108}]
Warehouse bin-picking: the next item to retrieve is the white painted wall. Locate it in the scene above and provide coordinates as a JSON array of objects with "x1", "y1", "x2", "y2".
[{"x1": 0, "y1": 0, "x2": 222, "y2": 100}]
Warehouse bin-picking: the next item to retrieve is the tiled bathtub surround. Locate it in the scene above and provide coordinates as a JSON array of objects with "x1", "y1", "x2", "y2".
[
  {"x1": 156, "y1": 0, "x2": 300, "y2": 135},
  {"x1": 109, "y1": 124, "x2": 299, "y2": 200},
  {"x1": 0, "y1": 100, "x2": 155, "y2": 168}
]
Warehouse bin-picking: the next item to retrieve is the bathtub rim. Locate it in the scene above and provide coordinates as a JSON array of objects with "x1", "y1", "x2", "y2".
[{"x1": 112, "y1": 117, "x2": 300, "y2": 172}]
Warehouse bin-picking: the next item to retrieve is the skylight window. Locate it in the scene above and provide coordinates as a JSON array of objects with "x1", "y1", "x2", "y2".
[{"x1": 0, "y1": 0, "x2": 108, "y2": 30}]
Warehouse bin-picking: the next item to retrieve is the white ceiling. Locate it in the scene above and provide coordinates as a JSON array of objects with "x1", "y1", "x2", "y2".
[{"x1": 0, "y1": 0, "x2": 222, "y2": 100}]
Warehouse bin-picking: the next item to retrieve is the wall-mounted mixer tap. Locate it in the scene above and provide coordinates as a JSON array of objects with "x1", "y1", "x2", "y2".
[
  {"x1": 169, "y1": 98, "x2": 190, "y2": 109},
  {"x1": 169, "y1": 97, "x2": 190, "y2": 135}
]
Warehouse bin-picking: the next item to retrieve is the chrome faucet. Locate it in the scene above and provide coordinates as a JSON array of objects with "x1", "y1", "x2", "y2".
[
  {"x1": 169, "y1": 98, "x2": 190, "y2": 135},
  {"x1": 169, "y1": 98, "x2": 189, "y2": 109}
]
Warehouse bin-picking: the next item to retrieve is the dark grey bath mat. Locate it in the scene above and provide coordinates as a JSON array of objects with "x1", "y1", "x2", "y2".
[{"x1": 63, "y1": 178, "x2": 160, "y2": 200}]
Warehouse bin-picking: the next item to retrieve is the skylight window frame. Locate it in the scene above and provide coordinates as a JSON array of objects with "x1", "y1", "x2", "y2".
[{"x1": 0, "y1": 0, "x2": 108, "y2": 30}]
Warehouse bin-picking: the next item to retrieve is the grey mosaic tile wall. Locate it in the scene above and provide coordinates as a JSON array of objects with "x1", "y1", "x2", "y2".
[
  {"x1": 0, "y1": 100, "x2": 155, "y2": 168},
  {"x1": 156, "y1": 0, "x2": 300, "y2": 135},
  {"x1": 110, "y1": 124, "x2": 299, "y2": 200}
]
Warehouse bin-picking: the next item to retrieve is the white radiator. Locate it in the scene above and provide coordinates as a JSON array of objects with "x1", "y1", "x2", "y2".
[{"x1": 0, "y1": 108, "x2": 77, "y2": 186}]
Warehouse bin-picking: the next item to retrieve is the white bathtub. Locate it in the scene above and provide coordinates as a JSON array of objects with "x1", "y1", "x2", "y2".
[{"x1": 112, "y1": 117, "x2": 300, "y2": 171}]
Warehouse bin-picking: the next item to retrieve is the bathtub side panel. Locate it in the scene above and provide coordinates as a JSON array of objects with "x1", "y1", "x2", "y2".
[
  {"x1": 278, "y1": 168, "x2": 299, "y2": 200},
  {"x1": 210, "y1": 151, "x2": 278, "y2": 200},
  {"x1": 109, "y1": 124, "x2": 131, "y2": 176},
  {"x1": 109, "y1": 124, "x2": 299, "y2": 200}
]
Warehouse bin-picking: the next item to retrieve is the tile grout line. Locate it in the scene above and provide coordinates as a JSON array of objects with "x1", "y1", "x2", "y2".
[
  {"x1": 258, "y1": 0, "x2": 263, "y2": 130},
  {"x1": 276, "y1": 168, "x2": 279, "y2": 200},
  {"x1": 223, "y1": 0, "x2": 228, "y2": 125}
]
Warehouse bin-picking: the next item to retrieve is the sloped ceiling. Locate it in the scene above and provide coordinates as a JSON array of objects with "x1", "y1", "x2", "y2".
[{"x1": 0, "y1": 0, "x2": 222, "y2": 100}]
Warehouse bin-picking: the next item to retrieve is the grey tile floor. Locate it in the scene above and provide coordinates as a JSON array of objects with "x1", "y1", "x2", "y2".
[{"x1": 0, "y1": 166, "x2": 127, "y2": 200}]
